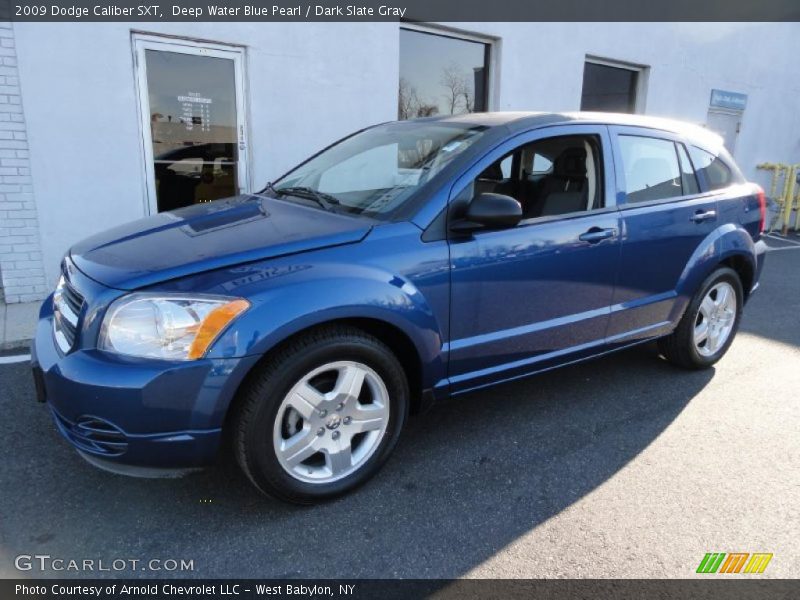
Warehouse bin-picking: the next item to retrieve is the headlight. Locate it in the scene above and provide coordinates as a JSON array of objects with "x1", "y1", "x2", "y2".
[{"x1": 99, "y1": 294, "x2": 250, "y2": 360}]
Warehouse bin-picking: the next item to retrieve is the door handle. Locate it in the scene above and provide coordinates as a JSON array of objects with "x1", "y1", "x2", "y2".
[
  {"x1": 579, "y1": 227, "x2": 617, "y2": 243},
  {"x1": 690, "y1": 210, "x2": 717, "y2": 223}
]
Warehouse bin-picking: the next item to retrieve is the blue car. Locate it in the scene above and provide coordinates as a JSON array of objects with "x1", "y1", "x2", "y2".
[{"x1": 32, "y1": 112, "x2": 767, "y2": 503}]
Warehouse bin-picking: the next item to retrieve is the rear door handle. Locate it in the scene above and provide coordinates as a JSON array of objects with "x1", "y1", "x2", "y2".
[
  {"x1": 690, "y1": 210, "x2": 717, "y2": 223},
  {"x1": 579, "y1": 227, "x2": 617, "y2": 243}
]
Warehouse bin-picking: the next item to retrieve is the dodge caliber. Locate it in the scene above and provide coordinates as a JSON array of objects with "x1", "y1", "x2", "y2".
[{"x1": 32, "y1": 112, "x2": 768, "y2": 503}]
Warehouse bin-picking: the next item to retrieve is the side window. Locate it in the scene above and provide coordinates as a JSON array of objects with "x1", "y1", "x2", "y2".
[
  {"x1": 618, "y1": 135, "x2": 682, "y2": 203},
  {"x1": 531, "y1": 153, "x2": 553, "y2": 175},
  {"x1": 676, "y1": 143, "x2": 699, "y2": 195},
  {"x1": 499, "y1": 155, "x2": 512, "y2": 179},
  {"x1": 468, "y1": 135, "x2": 603, "y2": 219},
  {"x1": 478, "y1": 155, "x2": 513, "y2": 182},
  {"x1": 688, "y1": 146, "x2": 733, "y2": 191}
]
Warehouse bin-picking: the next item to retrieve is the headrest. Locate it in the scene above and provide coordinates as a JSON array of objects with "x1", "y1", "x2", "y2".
[{"x1": 553, "y1": 147, "x2": 587, "y2": 179}]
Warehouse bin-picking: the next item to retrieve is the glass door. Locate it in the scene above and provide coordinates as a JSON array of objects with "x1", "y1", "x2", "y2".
[{"x1": 134, "y1": 36, "x2": 248, "y2": 213}]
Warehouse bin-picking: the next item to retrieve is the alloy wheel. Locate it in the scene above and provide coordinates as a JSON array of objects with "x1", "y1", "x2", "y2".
[
  {"x1": 272, "y1": 361, "x2": 390, "y2": 483},
  {"x1": 693, "y1": 281, "x2": 737, "y2": 357}
]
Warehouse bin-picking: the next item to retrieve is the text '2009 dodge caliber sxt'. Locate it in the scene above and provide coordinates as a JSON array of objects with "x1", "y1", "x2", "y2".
[{"x1": 32, "y1": 112, "x2": 767, "y2": 503}]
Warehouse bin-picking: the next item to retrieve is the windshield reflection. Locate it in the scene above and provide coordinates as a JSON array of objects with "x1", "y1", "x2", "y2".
[{"x1": 272, "y1": 122, "x2": 488, "y2": 218}]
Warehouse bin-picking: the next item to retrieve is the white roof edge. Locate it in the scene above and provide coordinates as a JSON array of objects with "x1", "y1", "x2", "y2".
[{"x1": 561, "y1": 111, "x2": 725, "y2": 150}]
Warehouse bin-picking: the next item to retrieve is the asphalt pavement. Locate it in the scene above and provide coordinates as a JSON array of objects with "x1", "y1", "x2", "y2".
[{"x1": 1, "y1": 235, "x2": 798, "y2": 580}]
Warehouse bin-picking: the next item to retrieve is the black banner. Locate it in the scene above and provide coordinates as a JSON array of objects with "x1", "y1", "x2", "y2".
[
  {"x1": 3, "y1": 579, "x2": 800, "y2": 600},
  {"x1": 3, "y1": 0, "x2": 800, "y2": 22}
]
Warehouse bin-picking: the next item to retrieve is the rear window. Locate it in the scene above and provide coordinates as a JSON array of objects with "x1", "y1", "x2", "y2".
[
  {"x1": 688, "y1": 146, "x2": 734, "y2": 190},
  {"x1": 618, "y1": 135, "x2": 683, "y2": 203}
]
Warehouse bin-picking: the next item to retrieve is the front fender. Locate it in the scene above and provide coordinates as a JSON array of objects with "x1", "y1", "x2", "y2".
[
  {"x1": 672, "y1": 223, "x2": 757, "y2": 319},
  {"x1": 204, "y1": 261, "x2": 446, "y2": 390}
]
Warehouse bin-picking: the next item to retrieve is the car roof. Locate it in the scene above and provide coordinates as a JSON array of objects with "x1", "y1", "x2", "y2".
[{"x1": 420, "y1": 111, "x2": 724, "y2": 150}]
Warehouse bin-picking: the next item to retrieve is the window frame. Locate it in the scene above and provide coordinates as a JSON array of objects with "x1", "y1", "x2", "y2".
[
  {"x1": 131, "y1": 32, "x2": 250, "y2": 216},
  {"x1": 675, "y1": 142, "x2": 700, "y2": 196},
  {"x1": 609, "y1": 125, "x2": 720, "y2": 209},
  {"x1": 398, "y1": 23, "x2": 497, "y2": 116},
  {"x1": 582, "y1": 56, "x2": 650, "y2": 114},
  {"x1": 447, "y1": 124, "x2": 616, "y2": 232}
]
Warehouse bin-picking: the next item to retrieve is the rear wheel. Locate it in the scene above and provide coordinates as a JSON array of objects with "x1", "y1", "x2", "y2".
[
  {"x1": 659, "y1": 267, "x2": 743, "y2": 369},
  {"x1": 232, "y1": 326, "x2": 408, "y2": 503}
]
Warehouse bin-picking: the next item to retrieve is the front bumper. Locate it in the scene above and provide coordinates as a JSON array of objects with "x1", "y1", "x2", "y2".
[{"x1": 32, "y1": 310, "x2": 259, "y2": 470}]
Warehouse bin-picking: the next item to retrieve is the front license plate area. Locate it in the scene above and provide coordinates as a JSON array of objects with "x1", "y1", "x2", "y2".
[{"x1": 31, "y1": 365, "x2": 47, "y2": 403}]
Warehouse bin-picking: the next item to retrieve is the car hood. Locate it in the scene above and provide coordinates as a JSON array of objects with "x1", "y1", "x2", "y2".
[{"x1": 70, "y1": 195, "x2": 372, "y2": 290}]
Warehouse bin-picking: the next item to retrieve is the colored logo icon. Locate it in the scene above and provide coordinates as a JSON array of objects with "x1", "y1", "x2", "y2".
[{"x1": 697, "y1": 553, "x2": 773, "y2": 574}]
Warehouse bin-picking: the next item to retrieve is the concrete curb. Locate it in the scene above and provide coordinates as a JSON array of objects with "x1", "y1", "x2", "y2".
[
  {"x1": 0, "y1": 339, "x2": 32, "y2": 354},
  {"x1": 1, "y1": 300, "x2": 40, "y2": 355}
]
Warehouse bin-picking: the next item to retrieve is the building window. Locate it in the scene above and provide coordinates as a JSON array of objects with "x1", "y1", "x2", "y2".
[
  {"x1": 134, "y1": 36, "x2": 249, "y2": 214},
  {"x1": 581, "y1": 60, "x2": 643, "y2": 113},
  {"x1": 398, "y1": 27, "x2": 490, "y2": 120}
]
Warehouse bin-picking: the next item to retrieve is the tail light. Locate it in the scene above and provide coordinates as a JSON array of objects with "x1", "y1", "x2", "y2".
[{"x1": 755, "y1": 184, "x2": 767, "y2": 233}]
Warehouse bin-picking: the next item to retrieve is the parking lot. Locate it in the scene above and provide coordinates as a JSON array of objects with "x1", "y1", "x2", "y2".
[{"x1": 1, "y1": 235, "x2": 798, "y2": 580}]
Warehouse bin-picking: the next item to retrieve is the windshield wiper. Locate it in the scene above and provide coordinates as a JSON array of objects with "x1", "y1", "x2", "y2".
[
  {"x1": 260, "y1": 181, "x2": 279, "y2": 195},
  {"x1": 275, "y1": 186, "x2": 340, "y2": 211}
]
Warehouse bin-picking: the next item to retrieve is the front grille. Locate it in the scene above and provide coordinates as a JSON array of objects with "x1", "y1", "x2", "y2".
[
  {"x1": 52, "y1": 411, "x2": 129, "y2": 457},
  {"x1": 62, "y1": 280, "x2": 83, "y2": 316},
  {"x1": 53, "y1": 270, "x2": 84, "y2": 353}
]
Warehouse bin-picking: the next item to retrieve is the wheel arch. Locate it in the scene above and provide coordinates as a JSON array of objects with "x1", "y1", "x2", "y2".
[
  {"x1": 221, "y1": 316, "x2": 432, "y2": 446},
  {"x1": 719, "y1": 253, "x2": 754, "y2": 302},
  {"x1": 669, "y1": 224, "x2": 757, "y2": 325},
  {"x1": 675, "y1": 224, "x2": 756, "y2": 299}
]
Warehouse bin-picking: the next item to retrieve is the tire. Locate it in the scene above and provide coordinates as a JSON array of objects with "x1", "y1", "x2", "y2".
[
  {"x1": 232, "y1": 326, "x2": 409, "y2": 504},
  {"x1": 658, "y1": 266, "x2": 743, "y2": 370}
]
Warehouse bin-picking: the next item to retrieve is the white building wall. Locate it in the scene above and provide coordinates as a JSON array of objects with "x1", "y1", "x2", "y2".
[
  {"x1": 0, "y1": 21, "x2": 48, "y2": 303},
  {"x1": 11, "y1": 21, "x2": 399, "y2": 290},
  {"x1": 6, "y1": 21, "x2": 800, "y2": 299}
]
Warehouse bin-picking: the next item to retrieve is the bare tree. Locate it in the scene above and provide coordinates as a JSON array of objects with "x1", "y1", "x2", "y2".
[
  {"x1": 440, "y1": 64, "x2": 465, "y2": 115},
  {"x1": 415, "y1": 103, "x2": 439, "y2": 117},
  {"x1": 440, "y1": 64, "x2": 476, "y2": 114},
  {"x1": 399, "y1": 77, "x2": 440, "y2": 119},
  {"x1": 398, "y1": 77, "x2": 417, "y2": 120},
  {"x1": 462, "y1": 87, "x2": 474, "y2": 113}
]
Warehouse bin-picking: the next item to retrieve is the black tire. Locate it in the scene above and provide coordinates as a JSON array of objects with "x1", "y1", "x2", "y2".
[
  {"x1": 658, "y1": 266, "x2": 743, "y2": 370},
  {"x1": 232, "y1": 325, "x2": 409, "y2": 504}
]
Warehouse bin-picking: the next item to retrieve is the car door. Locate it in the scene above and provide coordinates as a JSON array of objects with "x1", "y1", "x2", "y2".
[
  {"x1": 605, "y1": 126, "x2": 719, "y2": 342},
  {"x1": 447, "y1": 125, "x2": 621, "y2": 393}
]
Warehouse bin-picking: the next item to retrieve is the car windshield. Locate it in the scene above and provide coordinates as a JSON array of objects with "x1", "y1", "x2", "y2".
[{"x1": 270, "y1": 121, "x2": 488, "y2": 218}]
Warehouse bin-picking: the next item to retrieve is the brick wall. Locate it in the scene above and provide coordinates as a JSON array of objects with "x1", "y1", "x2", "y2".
[{"x1": 0, "y1": 19, "x2": 47, "y2": 304}]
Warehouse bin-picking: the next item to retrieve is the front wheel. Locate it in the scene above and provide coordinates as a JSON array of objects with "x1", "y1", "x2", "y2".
[
  {"x1": 659, "y1": 266, "x2": 743, "y2": 369},
  {"x1": 232, "y1": 326, "x2": 408, "y2": 504}
]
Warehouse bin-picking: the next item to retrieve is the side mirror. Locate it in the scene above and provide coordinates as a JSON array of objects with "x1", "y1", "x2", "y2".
[{"x1": 451, "y1": 193, "x2": 522, "y2": 232}]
